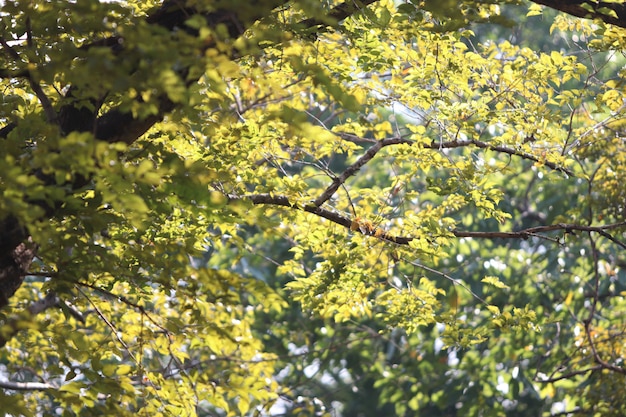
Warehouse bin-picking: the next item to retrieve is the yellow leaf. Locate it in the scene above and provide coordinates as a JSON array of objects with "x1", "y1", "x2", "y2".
[
  {"x1": 527, "y1": 4, "x2": 543, "y2": 16},
  {"x1": 481, "y1": 276, "x2": 510, "y2": 290},
  {"x1": 486, "y1": 305, "x2": 500, "y2": 315}
]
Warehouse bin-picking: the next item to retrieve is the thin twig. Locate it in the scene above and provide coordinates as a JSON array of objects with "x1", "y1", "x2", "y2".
[
  {"x1": 75, "y1": 281, "x2": 171, "y2": 336},
  {"x1": 77, "y1": 287, "x2": 139, "y2": 364},
  {"x1": 534, "y1": 364, "x2": 602, "y2": 383},
  {"x1": 583, "y1": 319, "x2": 626, "y2": 374},
  {"x1": 406, "y1": 259, "x2": 488, "y2": 305}
]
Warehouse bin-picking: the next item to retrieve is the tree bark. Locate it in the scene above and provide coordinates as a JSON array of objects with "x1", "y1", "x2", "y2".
[{"x1": 0, "y1": 217, "x2": 34, "y2": 309}]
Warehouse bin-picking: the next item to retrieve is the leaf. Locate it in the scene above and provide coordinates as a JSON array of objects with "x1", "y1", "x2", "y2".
[
  {"x1": 481, "y1": 276, "x2": 510, "y2": 290},
  {"x1": 486, "y1": 305, "x2": 500, "y2": 315},
  {"x1": 527, "y1": 4, "x2": 543, "y2": 17}
]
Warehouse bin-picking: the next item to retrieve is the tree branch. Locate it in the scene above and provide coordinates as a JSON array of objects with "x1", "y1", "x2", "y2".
[
  {"x1": 313, "y1": 139, "x2": 385, "y2": 207},
  {"x1": 316, "y1": 131, "x2": 574, "y2": 213},
  {"x1": 406, "y1": 258, "x2": 489, "y2": 305},
  {"x1": 531, "y1": 0, "x2": 626, "y2": 29},
  {"x1": 233, "y1": 192, "x2": 354, "y2": 229},
  {"x1": 92, "y1": 0, "x2": 374, "y2": 145},
  {"x1": 231, "y1": 192, "x2": 626, "y2": 247},
  {"x1": 0, "y1": 36, "x2": 58, "y2": 125},
  {"x1": 0, "y1": 379, "x2": 55, "y2": 391},
  {"x1": 339, "y1": 134, "x2": 574, "y2": 176},
  {"x1": 0, "y1": 237, "x2": 36, "y2": 310},
  {"x1": 584, "y1": 319, "x2": 626, "y2": 374},
  {"x1": 27, "y1": 291, "x2": 59, "y2": 315},
  {"x1": 75, "y1": 280, "x2": 170, "y2": 335},
  {"x1": 463, "y1": 138, "x2": 573, "y2": 177},
  {"x1": 298, "y1": 0, "x2": 379, "y2": 31},
  {"x1": 453, "y1": 222, "x2": 626, "y2": 242},
  {"x1": 534, "y1": 364, "x2": 602, "y2": 383},
  {"x1": 0, "y1": 292, "x2": 59, "y2": 348}
]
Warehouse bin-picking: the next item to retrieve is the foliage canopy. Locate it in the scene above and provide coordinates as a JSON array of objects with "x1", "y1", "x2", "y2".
[{"x1": 2, "y1": 0, "x2": 626, "y2": 416}]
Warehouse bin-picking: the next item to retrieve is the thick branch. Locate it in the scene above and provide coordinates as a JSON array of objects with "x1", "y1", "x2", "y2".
[
  {"x1": 237, "y1": 193, "x2": 354, "y2": 229},
  {"x1": 0, "y1": 380, "x2": 54, "y2": 391},
  {"x1": 314, "y1": 139, "x2": 385, "y2": 206},
  {"x1": 299, "y1": 0, "x2": 379, "y2": 30},
  {"x1": 90, "y1": 0, "x2": 372, "y2": 145},
  {"x1": 0, "y1": 292, "x2": 59, "y2": 347},
  {"x1": 232, "y1": 192, "x2": 626, "y2": 247},
  {"x1": 531, "y1": 0, "x2": 626, "y2": 28}
]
